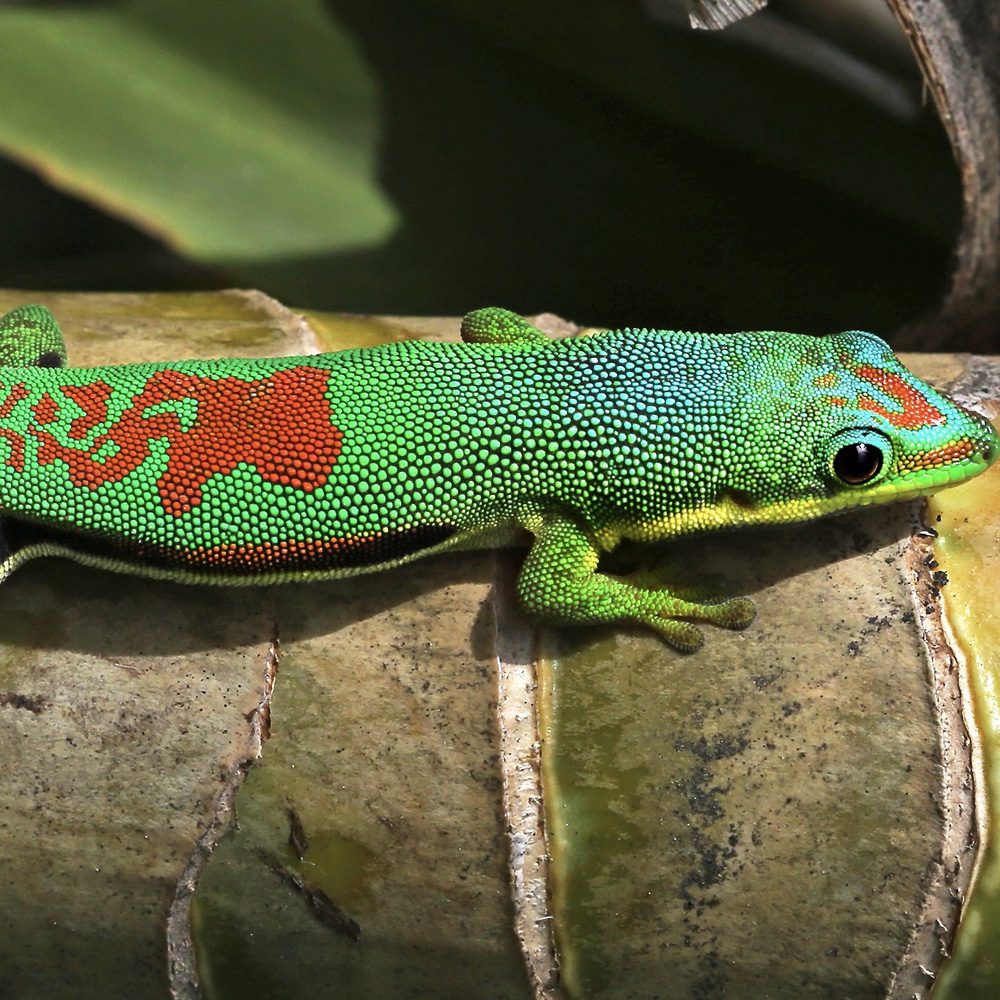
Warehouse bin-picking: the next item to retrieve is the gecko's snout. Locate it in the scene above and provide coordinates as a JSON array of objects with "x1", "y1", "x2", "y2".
[{"x1": 975, "y1": 415, "x2": 1000, "y2": 467}]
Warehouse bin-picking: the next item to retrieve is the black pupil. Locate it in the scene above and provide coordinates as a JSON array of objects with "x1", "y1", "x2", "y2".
[{"x1": 834, "y1": 442, "x2": 883, "y2": 485}]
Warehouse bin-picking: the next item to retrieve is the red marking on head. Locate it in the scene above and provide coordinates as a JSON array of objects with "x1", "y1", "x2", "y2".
[
  {"x1": 899, "y1": 438, "x2": 976, "y2": 472},
  {"x1": 29, "y1": 366, "x2": 343, "y2": 514},
  {"x1": 822, "y1": 395, "x2": 849, "y2": 408},
  {"x1": 813, "y1": 373, "x2": 838, "y2": 389},
  {"x1": 854, "y1": 365, "x2": 944, "y2": 430}
]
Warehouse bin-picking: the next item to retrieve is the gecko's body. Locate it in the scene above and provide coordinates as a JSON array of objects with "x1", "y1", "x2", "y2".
[{"x1": 0, "y1": 304, "x2": 994, "y2": 649}]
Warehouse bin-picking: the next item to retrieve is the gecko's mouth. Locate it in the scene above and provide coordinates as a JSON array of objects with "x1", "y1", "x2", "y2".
[
  {"x1": 614, "y1": 437, "x2": 993, "y2": 545},
  {"x1": 861, "y1": 449, "x2": 995, "y2": 508}
]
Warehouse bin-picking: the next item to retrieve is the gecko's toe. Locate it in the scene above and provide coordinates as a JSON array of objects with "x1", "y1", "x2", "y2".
[
  {"x1": 691, "y1": 595, "x2": 757, "y2": 630},
  {"x1": 718, "y1": 596, "x2": 757, "y2": 630},
  {"x1": 653, "y1": 618, "x2": 705, "y2": 653}
]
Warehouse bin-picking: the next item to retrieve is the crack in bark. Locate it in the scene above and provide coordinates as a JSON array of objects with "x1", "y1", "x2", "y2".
[
  {"x1": 493, "y1": 555, "x2": 563, "y2": 999},
  {"x1": 166, "y1": 624, "x2": 280, "y2": 1000},
  {"x1": 162, "y1": 296, "x2": 323, "y2": 996},
  {"x1": 888, "y1": 513, "x2": 977, "y2": 998}
]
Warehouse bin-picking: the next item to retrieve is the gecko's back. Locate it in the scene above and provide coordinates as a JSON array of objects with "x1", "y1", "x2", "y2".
[{"x1": 0, "y1": 328, "x2": 642, "y2": 582}]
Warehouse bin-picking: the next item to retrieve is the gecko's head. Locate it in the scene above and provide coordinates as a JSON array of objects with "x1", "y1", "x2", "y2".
[{"x1": 731, "y1": 329, "x2": 998, "y2": 524}]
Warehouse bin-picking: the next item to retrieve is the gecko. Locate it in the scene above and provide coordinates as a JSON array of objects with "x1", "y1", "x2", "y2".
[{"x1": 0, "y1": 303, "x2": 993, "y2": 651}]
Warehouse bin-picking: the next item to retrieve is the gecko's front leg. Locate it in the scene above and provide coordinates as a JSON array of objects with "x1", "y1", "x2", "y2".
[{"x1": 516, "y1": 513, "x2": 755, "y2": 651}]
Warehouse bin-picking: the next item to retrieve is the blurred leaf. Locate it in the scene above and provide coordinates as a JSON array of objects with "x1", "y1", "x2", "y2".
[
  {"x1": 0, "y1": 0, "x2": 397, "y2": 261},
  {"x1": 0, "y1": 0, "x2": 962, "y2": 337}
]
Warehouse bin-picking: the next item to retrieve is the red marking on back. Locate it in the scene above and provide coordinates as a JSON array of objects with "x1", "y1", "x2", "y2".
[
  {"x1": 63, "y1": 382, "x2": 113, "y2": 440},
  {"x1": 0, "y1": 384, "x2": 29, "y2": 419},
  {"x1": 0, "y1": 383, "x2": 30, "y2": 470},
  {"x1": 28, "y1": 366, "x2": 343, "y2": 515},
  {"x1": 854, "y1": 365, "x2": 945, "y2": 430},
  {"x1": 32, "y1": 393, "x2": 60, "y2": 425}
]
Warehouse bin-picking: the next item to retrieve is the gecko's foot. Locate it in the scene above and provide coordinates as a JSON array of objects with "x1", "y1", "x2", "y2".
[
  {"x1": 460, "y1": 307, "x2": 548, "y2": 345},
  {"x1": 617, "y1": 559, "x2": 757, "y2": 640},
  {"x1": 517, "y1": 515, "x2": 757, "y2": 651},
  {"x1": 646, "y1": 594, "x2": 756, "y2": 652}
]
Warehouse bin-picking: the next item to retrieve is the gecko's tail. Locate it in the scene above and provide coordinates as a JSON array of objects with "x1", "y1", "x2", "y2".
[
  {"x1": 0, "y1": 518, "x2": 67, "y2": 586},
  {"x1": 0, "y1": 519, "x2": 22, "y2": 586},
  {"x1": 0, "y1": 519, "x2": 24, "y2": 586}
]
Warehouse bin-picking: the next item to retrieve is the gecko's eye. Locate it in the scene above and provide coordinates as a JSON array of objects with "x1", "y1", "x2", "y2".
[
  {"x1": 826, "y1": 428, "x2": 892, "y2": 488},
  {"x1": 833, "y1": 442, "x2": 883, "y2": 484}
]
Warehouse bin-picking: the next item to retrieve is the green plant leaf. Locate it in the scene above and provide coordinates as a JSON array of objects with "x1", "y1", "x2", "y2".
[{"x1": 0, "y1": 0, "x2": 397, "y2": 262}]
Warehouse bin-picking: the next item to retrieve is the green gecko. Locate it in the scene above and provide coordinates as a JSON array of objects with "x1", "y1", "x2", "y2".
[{"x1": 0, "y1": 304, "x2": 993, "y2": 651}]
